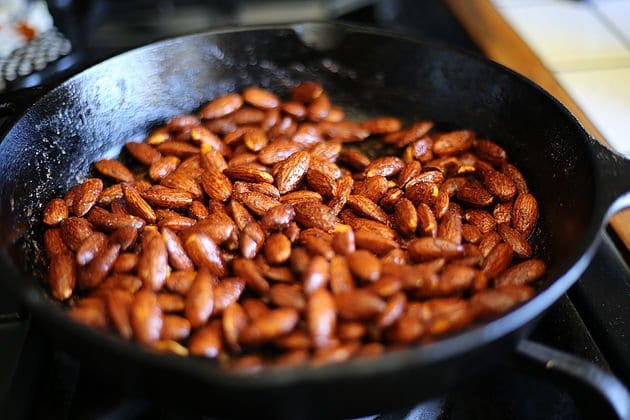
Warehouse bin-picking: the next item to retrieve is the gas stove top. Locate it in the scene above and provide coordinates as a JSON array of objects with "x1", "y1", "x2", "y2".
[{"x1": 1, "y1": 1, "x2": 629, "y2": 419}]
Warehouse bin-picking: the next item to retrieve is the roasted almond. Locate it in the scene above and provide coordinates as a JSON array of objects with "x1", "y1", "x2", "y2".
[
  {"x1": 335, "y1": 290, "x2": 385, "y2": 320},
  {"x1": 497, "y1": 223, "x2": 532, "y2": 258},
  {"x1": 512, "y1": 193, "x2": 539, "y2": 238},
  {"x1": 243, "y1": 87, "x2": 280, "y2": 109},
  {"x1": 276, "y1": 150, "x2": 311, "y2": 194},
  {"x1": 137, "y1": 233, "x2": 168, "y2": 290},
  {"x1": 240, "y1": 308, "x2": 299, "y2": 344},
  {"x1": 293, "y1": 201, "x2": 337, "y2": 233},
  {"x1": 49, "y1": 252, "x2": 76, "y2": 300},
  {"x1": 185, "y1": 268, "x2": 215, "y2": 328},
  {"x1": 73, "y1": 178, "x2": 103, "y2": 217},
  {"x1": 200, "y1": 93, "x2": 243, "y2": 119},
  {"x1": 347, "y1": 250, "x2": 381, "y2": 283},
  {"x1": 394, "y1": 198, "x2": 417, "y2": 237},
  {"x1": 408, "y1": 237, "x2": 463, "y2": 261},
  {"x1": 94, "y1": 160, "x2": 134, "y2": 182},
  {"x1": 184, "y1": 232, "x2": 226, "y2": 276},
  {"x1": 307, "y1": 289, "x2": 336, "y2": 348},
  {"x1": 482, "y1": 242, "x2": 514, "y2": 279},
  {"x1": 43, "y1": 198, "x2": 69, "y2": 226},
  {"x1": 201, "y1": 169, "x2": 233, "y2": 202},
  {"x1": 130, "y1": 289, "x2": 163, "y2": 344},
  {"x1": 494, "y1": 259, "x2": 546, "y2": 287}
]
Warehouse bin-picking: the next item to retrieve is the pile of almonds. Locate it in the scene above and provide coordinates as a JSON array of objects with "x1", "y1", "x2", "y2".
[{"x1": 41, "y1": 82, "x2": 545, "y2": 372}]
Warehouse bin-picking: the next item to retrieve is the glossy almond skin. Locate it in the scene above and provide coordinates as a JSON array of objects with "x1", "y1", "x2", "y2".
[
  {"x1": 465, "y1": 210, "x2": 497, "y2": 234},
  {"x1": 130, "y1": 289, "x2": 163, "y2": 344},
  {"x1": 276, "y1": 151, "x2": 311, "y2": 194},
  {"x1": 437, "y1": 204, "x2": 463, "y2": 245},
  {"x1": 260, "y1": 204, "x2": 295, "y2": 232},
  {"x1": 234, "y1": 221, "x2": 259, "y2": 258},
  {"x1": 329, "y1": 255, "x2": 354, "y2": 295},
  {"x1": 394, "y1": 198, "x2": 418, "y2": 237},
  {"x1": 94, "y1": 160, "x2": 134, "y2": 182},
  {"x1": 160, "y1": 315, "x2": 191, "y2": 341},
  {"x1": 233, "y1": 258, "x2": 270, "y2": 295},
  {"x1": 307, "y1": 289, "x2": 336, "y2": 348},
  {"x1": 189, "y1": 321, "x2": 223, "y2": 358},
  {"x1": 141, "y1": 186, "x2": 194, "y2": 209},
  {"x1": 502, "y1": 163, "x2": 529, "y2": 194},
  {"x1": 49, "y1": 252, "x2": 76, "y2": 300},
  {"x1": 122, "y1": 184, "x2": 156, "y2": 223},
  {"x1": 376, "y1": 292, "x2": 406, "y2": 328},
  {"x1": 157, "y1": 293, "x2": 186, "y2": 313},
  {"x1": 354, "y1": 230, "x2": 399, "y2": 256},
  {"x1": 495, "y1": 259, "x2": 546, "y2": 287},
  {"x1": 185, "y1": 268, "x2": 215, "y2": 328},
  {"x1": 258, "y1": 141, "x2": 301, "y2": 165},
  {"x1": 471, "y1": 285, "x2": 534, "y2": 318},
  {"x1": 200, "y1": 93, "x2": 243, "y2": 119},
  {"x1": 408, "y1": 238, "x2": 463, "y2": 261},
  {"x1": 482, "y1": 242, "x2": 514, "y2": 279},
  {"x1": 184, "y1": 233, "x2": 225, "y2": 276},
  {"x1": 87, "y1": 207, "x2": 145, "y2": 231},
  {"x1": 294, "y1": 201, "x2": 336, "y2": 233},
  {"x1": 264, "y1": 233, "x2": 292, "y2": 265},
  {"x1": 497, "y1": 223, "x2": 532, "y2": 258},
  {"x1": 76, "y1": 232, "x2": 108, "y2": 266},
  {"x1": 237, "y1": 191, "x2": 280, "y2": 216},
  {"x1": 137, "y1": 234, "x2": 168, "y2": 290},
  {"x1": 347, "y1": 195, "x2": 388, "y2": 224},
  {"x1": 161, "y1": 227, "x2": 194, "y2": 270},
  {"x1": 44, "y1": 228, "x2": 68, "y2": 257},
  {"x1": 213, "y1": 277, "x2": 246, "y2": 313},
  {"x1": 347, "y1": 250, "x2": 381, "y2": 283},
  {"x1": 240, "y1": 308, "x2": 299, "y2": 344},
  {"x1": 456, "y1": 184, "x2": 494, "y2": 207},
  {"x1": 292, "y1": 81, "x2": 323, "y2": 103},
  {"x1": 243, "y1": 87, "x2": 280, "y2": 109},
  {"x1": 223, "y1": 302, "x2": 248, "y2": 352},
  {"x1": 417, "y1": 203, "x2": 438, "y2": 237},
  {"x1": 201, "y1": 170, "x2": 233, "y2": 202},
  {"x1": 149, "y1": 156, "x2": 180, "y2": 181},
  {"x1": 126, "y1": 141, "x2": 162, "y2": 165},
  {"x1": 107, "y1": 289, "x2": 134, "y2": 340},
  {"x1": 74, "y1": 179, "x2": 104, "y2": 217},
  {"x1": 43, "y1": 198, "x2": 68, "y2": 226},
  {"x1": 361, "y1": 117, "x2": 402, "y2": 135},
  {"x1": 335, "y1": 290, "x2": 385, "y2": 320},
  {"x1": 79, "y1": 243, "x2": 120, "y2": 289},
  {"x1": 332, "y1": 224, "x2": 355, "y2": 255},
  {"x1": 512, "y1": 193, "x2": 539, "y2": 238},
  {"x1": 484, "y1": 170, "x2": 517, "y2": 202},
  {"x1": 303, "y1": 256, "x2": 330, "y2": 295},
  {"x1": 475, "y1": 139, "x2": 507, "y2": 167}
]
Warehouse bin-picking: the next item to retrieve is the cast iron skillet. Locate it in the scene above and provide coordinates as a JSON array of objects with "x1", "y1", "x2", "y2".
[{"x1": 1, "y1": 22, "x2": 630, "y2": 419}]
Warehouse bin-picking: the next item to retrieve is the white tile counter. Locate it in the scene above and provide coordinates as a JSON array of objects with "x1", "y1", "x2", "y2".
[{"x1": 492, "y1": 0, "x2": 630, "y2": 157}]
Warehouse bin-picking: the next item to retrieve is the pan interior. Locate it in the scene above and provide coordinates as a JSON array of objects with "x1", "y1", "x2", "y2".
[{"x1": 0, "y1": 25, "x2": 595, "y2": 362}]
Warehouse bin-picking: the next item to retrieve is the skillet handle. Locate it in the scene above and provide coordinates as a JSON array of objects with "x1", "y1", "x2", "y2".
[
  {"x1": 516, "y1": 339, "x2": 630, "y2": 420},
  {"x1": 588, "y1": 137, "x2": 630, "y2": 218}
]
